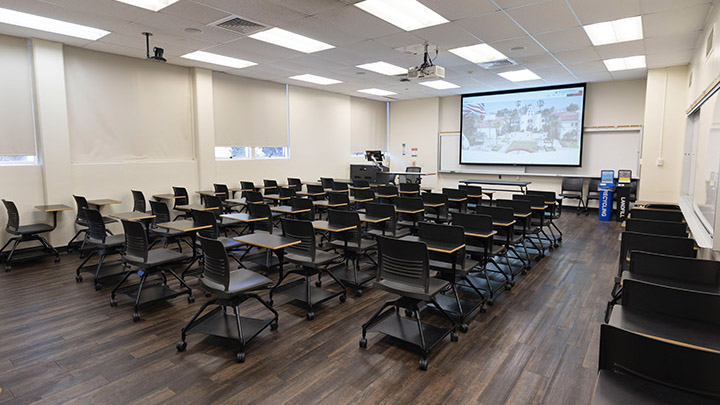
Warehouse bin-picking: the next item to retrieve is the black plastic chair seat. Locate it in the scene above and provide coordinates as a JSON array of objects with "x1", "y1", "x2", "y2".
[
  {"x1": 13, "y1": 223, "x2": 54, "y2": 235},
  {"x1": 559, "y1": 192, "x2": 581, "y2": 198},
  {"x1": 77, "y1": 216, "x2": 116, "y2": 226},
  {"x1": 150, "y1": 227, "x2": 185, "y2": 237},
  {"x1": 219, "y1": 218, "x2": 243, "y2": 227},
  {"x1": 397, "y1": 220, "x2": 419, "y2": 228},
  {"x1": 285, "y1": 250, "x2": 340, "y2": 267},
  {"x1": 429, "y1": 258, "x2": 480, "y2": 275},
  {"x1": 591, "y1": 369, "x2": 715, "y2": 405},
  {"x1": 587, "y1": 192, "x2": 600, "y2": 200},
  {"x1": 329, "y1": 239, "x2": 377, "y2": 252},
  {"x1": 124, "y1": 249, "x2": 189, "y2": 268},
  {"x1": 374, "y1": 277, "x2": 449, "y2": 301},
  {"x1": 86, "y1": 233, "x2": 125, "y2": 248},
  {"x1": 201, "y1": 269, "x2": 272, "y2": 297},
  {"x1": 194, "y1": 237, "x2": 244, "y2": 250}
]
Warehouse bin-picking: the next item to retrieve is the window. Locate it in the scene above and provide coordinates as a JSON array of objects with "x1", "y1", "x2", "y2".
[
  {"x1": 0, "y1": 155, "x2": 35, "y2": 164},
  {"x1": 254, "y1": 147, "x2": 288, "y2": 159},
  {"x1": 215, "y1": 146, "x2": 250, "y2": 160}
]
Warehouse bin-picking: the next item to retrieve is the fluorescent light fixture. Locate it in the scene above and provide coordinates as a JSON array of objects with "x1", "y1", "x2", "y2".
[
  {"x1": 583, "y1": 16, "x2": 643, "y2": 46},
  {"x1": 0, "y1": 7, "x2": 109, "y2": 41},
  {"x1": 289, "y1": 74, "x2": 342, "y2": 85},
  {"x1": 498, "y1": 69, "x2": 541, "y2": 82},
  {"x1": 249, "y1": 28, "x2": 334, "y2": 53},
  {"x1": 181, "y1": 51, "x2": 257, "y2": 69},
  {"x1": 355, "y1": 0, "x2": 449, "y2": 31},
  {"x1": 449, "y1": 43, "x2": 508, "y2": 64},
  {"x1": 358, "y1": 88, "x2": 397, "y2": 96},
  {"x1": 357, "y1": 61, "x2": 407, "y2": 76},
  {"x1": 419, "y1": 80, "x2": 459, "y2": 90},
  {"x1": 603, "y1": 55, "x2": 646, "y2": 71},
  {"x1": 113, "y1": 0, "x2": 180, "y2": 11}
]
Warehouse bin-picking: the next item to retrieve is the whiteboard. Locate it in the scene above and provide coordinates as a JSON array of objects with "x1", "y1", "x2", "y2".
[{"x1": 438, "y1": 127, "x2": 642, "y2": 178}]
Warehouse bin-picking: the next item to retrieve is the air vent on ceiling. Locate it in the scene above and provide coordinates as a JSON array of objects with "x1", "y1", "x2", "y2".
[
  {"x1": 478, "y1": 59, "x2": 518, "y2": 69},
  {"x1": 211, "y1": 15, "x2": 266, "y2": 35}
]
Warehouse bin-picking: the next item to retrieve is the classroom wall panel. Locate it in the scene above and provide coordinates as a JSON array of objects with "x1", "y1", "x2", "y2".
[
  {"x1": 64, "y1": 46, "x2": 195, "y2": 163},
  {"x1": 350, "y1": 96, "x2": 387, "y2": 153}
]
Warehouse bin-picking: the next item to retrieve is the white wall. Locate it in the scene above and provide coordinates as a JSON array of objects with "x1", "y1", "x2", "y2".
[{"x1": 389, "y1": 79, "x2": 647, "y2": 202}]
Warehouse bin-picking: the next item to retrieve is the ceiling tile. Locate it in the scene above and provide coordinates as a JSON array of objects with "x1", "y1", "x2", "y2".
[
  {"x1": 534, "y1": 27, "x2": 592, "y2": 52},
  {"x1": 506, "y1": 0, "x2": 579, "y2": 34},
  {"x1": 644, "y1": 30, "x2": 700, "y2": 54},
  {"x1": 160, "y1": 1, "x2": 232, "y2": 25},
  {"x1": 494, "y1": 0, "x2": 551, "y2": 10},
  {"x1": 372, "y1": 32, "x2": 425, "y2": 48},
  {"x1": 456, "y1": 12, "x2": 526, "y2": 43},
  {"x1": 197, "y1": 0, "x2": 308, "y2": 27},
  {"x1": 646, "y1": 50, "x2": 694, "y2": 68},
  {"x1": 263, "y1": 0, "x2": 346, "y2": 15},
  {"x1": 568, "y1": 61, "x2": 607, "y2": 74},
  {"x1": 639, "y1": 0, "x2": 712, "y2": 14},
  {"x1": 419, "y1": 0, "x2": 499, "y2": 21},
  {"x1": 554, "y1": 47, "x2": 601, "y2": 65},
  {"x1": 575, "y1": 71, "x2": 613, "y2": 82},
  {"x1": 281, "y1": 16, "x2": 362, "y2": 47},
  {"x1": 209, "y1": 37, "x2": 304, "y2": 61},
  {"x1": 313, "y1": 5, "x2": 402, "y2": 39},
  {"x1": 130, "y1": 11, "x2": 240, "y2": 45},
  {"x1": 490, "y1": 36, "x2": 546, "y2": 57},
  {"x1": 566, "y1": 0, "x2": 640, "y2": 25},
  {"x1": 38, "y1": 0, "x2": 148, "y2": 22},
  {"x1": 512, "y1": 53, "x2": 562, "y2": 70},
  {"x1": 594, "y1": 39, "x2": 646, "y2": 59},
  {"x1": 413, "y1": 23, "x2": 480, "y2": 49},
  {"x1": 609, "y1": 70, "x2": 648, "y2": 80},
  {"x1": 643, "y1": 3, "x2": 712, "y2": 38}
]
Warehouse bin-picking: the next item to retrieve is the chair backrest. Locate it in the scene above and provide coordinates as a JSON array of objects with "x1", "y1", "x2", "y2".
[
  {"x1": 599, "y1": 324, "x2": 720, "y2": 398},
  {"x1": 213, "y1": 183, "x2": 230, "y2": 200},
  {"x1": 476, "y1": 205, "x2": 514, "y2": 222},
  {"x1": 121, "y1": 219, "x2": 148, "y2": 262},
  {"x1": 377, "y1": 236, "x2": 430, "y2": 291},
  {"x1": 630, "y1": 208, "x2": 685, "y2": 223},
  {"x1": 287, "y1": 178, "x2": 302, "y2": 191},
  {"x1": 376, "y1": 172, "x2": 396, "y2": 185},
  {"x1": 328, "y1": 209, "x2": 361, "y2": 244},
  {"x1": 442, "y1": 188, "x2": 467, "y2": 200},
  {"x1": 279, "y1": 187, "x2": 297, "y2": 199},
  {"x1": 629, "y1": 179, "x2": 638, "y2": 200},
  {"x1": 353, "y1": 179, "x2": 370, "y2": 188},
  {"x1": 452, "y1": 212, "x2": 494, "y2": 235},
  {"x1": 406, "y1": 166, "x2": 422, "y2": 173},
  {"x1": 397, "y1": 196, "x2": 424, "y2": 211},
  {"x1": 619, "y1": 231, "x2": 697, "y2": 275},
  {"x1": 74, "y1": 195, "x2": 90, "y2": 223},
  {"x1": 459, "y1": 185, "x2": 483, "y2": 198},
  {"x1": 354, "y1": 188, "x2": 375, "y2": 201},
  {"x1": 131, "y1": 190, "x2": 146, "y2": 212},
  {"x1": 281, "y1": 218, "x2": 316, "y2": 261},
  {"x1": 377, "y1": 185, "x2": 398, "y2": 197},
  {"x1": 243, "y1": 190, "x2": 264, "y2": 204},
  {"x1": 497, "y1": 199, "x2": 531, "y2": 216},
  {"x1": 199, "y1": 235, "x2": 231, "y2": 291},
  {"x1": 320, "y1": 177, "x2": 334, "y2": 189},
  {"x1": 422, "y1": 193, "x2": 449, "y2": 217},
  {"x1": 629, "y1": 251, "x2": 720, "y2": 285},
  {"x1": 2, "y1": 199, "x2": 19, "y2": 233},
  {"x1": 290, "y1": 197, "x2": 315, "y2": 221},
  {"x1": 626, "y1": 218, "x2": 688, "y2": 237},
  {"x1": 192, "y1": 209, "x2": 219, "y2": 239},
  {"x1": 526, "y1": 190, "x2": 556, "y2": 202},
  {"x1": 85, "y1": 209, "x2": 108, "y2": 242},
  {"x1": 307, "y1": 184, "x2": 325, "y2": 195},
  {"x1": 419, "y1": 221, "x2": 466, "y2": 264},
  {"x1": 149, "y1": 200, "x2": 171, "y2": 224},
  {"x1": 263, "y1": 179, "x2": 279, "y2": 195},
  {"x1": 248, "y1": 203, "x2": 273, "y2": 234},
  {"x1": 332, "y1": 182, "x2": 349, "y2": 191},
  {"x1": 399, "y1": 183, "x2": 420, "y2": 194},
  {"x1": 366, "y1": 202, "x2": 397, "y2": 236},
  {"x1": 588, "y1": 178, "x2": 601, "y2": 193},
  {"x1": 404, "y1": 166, "x2": 421, "y2": 183},
  {"x1": 328, "y1": 193, "x2": 350, "y2": 209},
  {"x1": 172, "y1": 186, "x2": 189, "y2": 207},
  {"x1": 204, "y1": 195, "x2": 224, "y2": 217},
  {"x1": 512, "y1": 193, "x2": 546, "y2": 209},
  {"x1": 622, "y1": 279, "x2": 720, "y2": 325},
  {"x1": 561, "y1": 177, "x2": 583, "y2": 193},
  {"x1": 240, "y1": 181, "x2": 256, "y2": 191}
]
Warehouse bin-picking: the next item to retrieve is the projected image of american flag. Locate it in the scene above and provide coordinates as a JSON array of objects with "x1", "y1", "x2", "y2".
[{"x1": 463, "y1": 102, "x2": 485, "y2": 119}]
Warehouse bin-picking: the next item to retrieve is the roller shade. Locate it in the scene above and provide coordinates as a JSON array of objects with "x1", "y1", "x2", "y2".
[
  {"x1": 64, "y1": 46, "x2": 194, "y2": 162},
  {"x1": 0, "y1": 34, "x2": 35, "y2": 156},
  {"x1": 350, "y1": 96, "x2": 387, "y2": 153},
  {"x1": 212, "y1": 72, "x2": 287, "y2": 147}
]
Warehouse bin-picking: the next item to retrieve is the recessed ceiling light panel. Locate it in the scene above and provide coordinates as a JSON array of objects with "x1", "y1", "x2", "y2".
[
  {"x1": 113, "y1": 0, "x2": 180, "y2": 12},
  {"x1": 419, "y1": 80, "x2": 459, "y2": 90},
  {"x1": 583, "y1": 16, "x2": 643, "y2": 46},
  {"x1": 449, "y1": 43, "x2": 508, "y2": 64},
  {"x1": 498, "y1": 69, "x2": 541, "y2": 82},
  {"x1": 181, "y1": 51, "x2": 257, "y2": 69},
  {"x1": 355, "y1": 0, "x2": 448, "y2": 31},
  {"x1": 356, "y1": 61, "x2": 407, "y2": 76},
  {"x1": 289, "y1": 74, "x2": 342, "y2": 85},
  {"x1": 249, "y1": 28, "x2": 334, "y2": 53},
  {"x1": 358, "y1": 88, "x2": 397, "y2": 96},
  {"x1": 0, "y1": 7, "x2": 109, "y2": 40},
  {"x1": 603, "y1": 55, "x2": 646, "y2": 71}
]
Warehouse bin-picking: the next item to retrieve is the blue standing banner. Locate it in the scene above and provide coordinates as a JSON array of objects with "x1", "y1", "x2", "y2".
[{"x1": 598, "y1": 170, "x2": 615, "y2": 221}]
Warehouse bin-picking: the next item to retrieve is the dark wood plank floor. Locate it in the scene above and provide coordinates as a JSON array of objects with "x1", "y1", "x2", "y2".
[{"x1": 0, "y1": 213, "x2": 619, "y2": 404}]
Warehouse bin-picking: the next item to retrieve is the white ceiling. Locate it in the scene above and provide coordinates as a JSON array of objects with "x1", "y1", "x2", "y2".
[{"x1": 0, "y1": 0, "x2": 714, "y2": 101}]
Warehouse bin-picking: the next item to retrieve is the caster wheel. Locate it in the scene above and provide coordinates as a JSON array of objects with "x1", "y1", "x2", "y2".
[
  {"x1": 54, "y1": 257, "x2": 60, "y2": 263},
  {"x1": 488, "y1": 299, "x2": 495, "y2": 306},
  {"x1": 176, "y1": 341, "x2": 187, "y2": 352},
  {"x1": 505, "y1": 283, "x2": 512, "y2": 291},
  {"x1": 270, "y1": 320, "x2": 278, "y2": 331},
  {"x1": 315, "y1": 280, "x2": 322, "y2": 287},
  {"x1": 359, "y1": 338, "x2": 367, "y2": 348},
  {"x1": 306, "y1": 312, "x2": 315, "y2": 321},
  {"x1": 480, "y1": 305, "x2": 487, "y2": 313},
  {"x1": 236, "y1": 352, "x2": 246, "y2": 363},
  {"x1": 540, "y1": 254, "x2": 546, "y2": 259},
  {"x1": 354, "y1": 289, "x2": 363, "y2": 297},
  {"x1": 205, "y1": 292, "x2": 211, "y2": 298},
  {"x1": 110, "y1": 299, "x2": 117, "y2": 307},
  {"x1": 5, "y1": 265, "x2": 11, "y2": 272},
  {"x1": 75, "y1": 275, "x2": 83, "y2": 283},
  {"x1": 554, "y1": 244, "x2": 560, "y2": 248},
  {"x1": 79, "y1": 254, "x2": 85, "y2": 260},
  {"x1": 94, "y1": 283, "x2": 102, "y2": 291},
  {"x1": 419, "y1": 359, "x2": 428, "y2": 371},
  {"x1": 133, "y1": 313, "x2": 140, "y2": 322},
  {"x1": 404, "y1": 309, "x2": 414, "y2": 317},
  {"x1": 339, "y1": 294, "x2": 346, "y2": 303},
  {"x1": 521, "y1": 270, "x2": 528, "y2": 275},
  {"x1": 451, "y1": 332, "x2": 459, "y2": 342},
  {"x1": 459, "y1": 324, "x2": 468, "y2": 333},
  {"x1": 188, "y1": 296, "x2": 195, "y2": 303}
]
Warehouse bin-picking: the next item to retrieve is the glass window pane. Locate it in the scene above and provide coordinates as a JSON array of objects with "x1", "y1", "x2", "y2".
[
  {"x1": 0, "y1": 155, "x2": 35, "y2": 164},
  {"x1": 215, "y1": 146, "x2": 250, "y2": 159},
  {"x1": 254, "y1": 147, "x2": 287, "y2": 159}
]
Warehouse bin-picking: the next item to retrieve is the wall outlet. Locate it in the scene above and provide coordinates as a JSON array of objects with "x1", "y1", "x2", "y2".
[{"x1": 656, "y1": 158, "x2": 664, "y2": 166}]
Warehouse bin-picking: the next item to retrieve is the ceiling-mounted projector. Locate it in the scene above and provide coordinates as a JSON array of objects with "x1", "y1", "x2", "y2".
[{"x1": 401, "y1": 43, "x2": 444, "y2": 82}]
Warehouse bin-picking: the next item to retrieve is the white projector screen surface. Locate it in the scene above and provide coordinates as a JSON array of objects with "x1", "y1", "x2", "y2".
[{"x1": 460, "y1": 84, "x2": 586, "y2": 166}]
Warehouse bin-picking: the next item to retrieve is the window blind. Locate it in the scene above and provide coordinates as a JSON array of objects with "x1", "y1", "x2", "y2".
[{"x1": 0, "y1": 34, "x2": 36, "y2": 156}]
